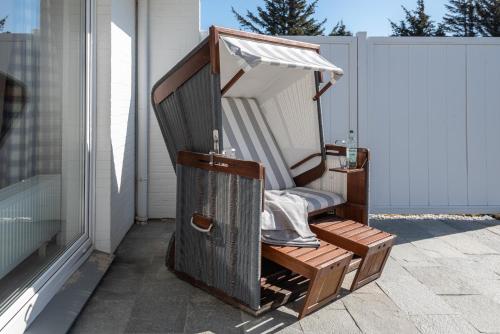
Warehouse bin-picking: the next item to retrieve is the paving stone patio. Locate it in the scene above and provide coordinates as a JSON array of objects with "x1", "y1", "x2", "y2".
[{"x1": 70, "y1": 217, "x2": 500, "y2": 334}]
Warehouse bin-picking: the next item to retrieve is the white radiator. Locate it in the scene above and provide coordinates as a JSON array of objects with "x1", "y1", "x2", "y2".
[{"x1": 0, "y1": 175, "x2": 61, "y2": 279}]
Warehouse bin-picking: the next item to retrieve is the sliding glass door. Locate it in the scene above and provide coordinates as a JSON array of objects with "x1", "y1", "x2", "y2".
[{"x1": 0, "y1": 0, "x2": 90, "y2": 322}]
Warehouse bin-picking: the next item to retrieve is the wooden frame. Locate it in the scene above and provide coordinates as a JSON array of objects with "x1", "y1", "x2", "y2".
[
  {"x1": 152, "y1": 41, "x2": 210, "y2": 104},
  {"x1": 312, "y1": 81, "x2": 333, "y2": 101},
  {"x1": 221, "y1": 69, "x2": 245, "y2": 96},
  {"x1": 177, "y1": 151, "x2": 265, "y2": 180}
]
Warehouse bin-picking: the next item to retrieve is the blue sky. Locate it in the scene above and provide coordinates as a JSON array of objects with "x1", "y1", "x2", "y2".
[
  {"x1": 0, "y1": 0, "x2": 40, "y2": 33},
  {"x1": 201, "y1": 0, "x2": 449, "y2": 36}
]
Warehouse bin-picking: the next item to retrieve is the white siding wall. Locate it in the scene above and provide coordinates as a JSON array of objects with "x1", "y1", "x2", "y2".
[
  {"x1": 95, "y1": 0, "x2": 136, "y2": 252},
  {"x1": 302, "y1": 35, "x2": 500, "y2": 214},
  {"x1": 147, "y1": 0, "x2": 201, "y2": 218},
  {"x1": 364, "y1": 38, "x2": 500, "y2": 214}
]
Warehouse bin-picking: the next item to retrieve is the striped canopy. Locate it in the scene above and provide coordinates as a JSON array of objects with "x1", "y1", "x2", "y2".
[{"x1": 220, "y1": 35, "x2": 344, "y2": 82}]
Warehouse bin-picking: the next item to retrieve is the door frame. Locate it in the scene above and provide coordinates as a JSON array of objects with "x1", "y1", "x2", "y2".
[{"x1": 0, "y1": 0, "x2": 96, "y2": 332}]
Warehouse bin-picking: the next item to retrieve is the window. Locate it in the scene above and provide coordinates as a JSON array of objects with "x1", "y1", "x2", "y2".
[{"x1": 0, "y1": 0, "x2": 89, "y2": 316}]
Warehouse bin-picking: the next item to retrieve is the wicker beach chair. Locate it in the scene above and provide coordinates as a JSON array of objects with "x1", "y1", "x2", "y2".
[{"x1": 152, "y1": 26, "x2": 395, "y2": 318}]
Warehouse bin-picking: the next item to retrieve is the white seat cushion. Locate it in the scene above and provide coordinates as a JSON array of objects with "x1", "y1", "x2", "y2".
[
  {"x1": 285, "y1": 187, "x2": 345, "y2": 213},
  {"x1": 222, "y1": 97, "x2": 295, "y2": 190}
]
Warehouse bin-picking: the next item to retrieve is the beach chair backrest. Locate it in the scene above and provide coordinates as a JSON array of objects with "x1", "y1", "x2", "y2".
[{"x1": 221, "y1": 97, "x2": 295, "y2": 190}]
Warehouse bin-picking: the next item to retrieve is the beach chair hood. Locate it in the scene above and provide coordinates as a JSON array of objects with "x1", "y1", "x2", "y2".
[
  {"x1": 219, "y1": 34, "x2": 343, "y2": 84},
  {"x1": 151, "y1": 26, "x2": 344, "y2": 176}
]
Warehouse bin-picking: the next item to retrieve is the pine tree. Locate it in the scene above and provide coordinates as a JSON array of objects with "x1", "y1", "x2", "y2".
[
  {"x1": 476, "y1": 0, "x2": 500, "y2": 36},
  {"x1": 443, "y1": 0, "x2": 478, "y2": 36},
  {"x1": 389, "y1": 0, "x2": 444, "y2": 36},
  {"x1": 232, "y1": 0, "x2": 326, "y2": 35},
  {"x1": 329, "y1": 20, "x2": 352, "y2": 36},
  {"x1": 0, "y1": 16, "x2": 7, "y2": 32}
]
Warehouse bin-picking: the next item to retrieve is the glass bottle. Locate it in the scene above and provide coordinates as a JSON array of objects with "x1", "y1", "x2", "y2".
[{"x1": 347, "y1": 130, "x2": 357, "y2": 169}]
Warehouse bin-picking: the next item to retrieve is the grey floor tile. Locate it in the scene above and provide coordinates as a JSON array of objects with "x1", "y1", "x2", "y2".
[
  {"x1": 410, "y1": 314, "x2": 480, "y2": 334},
  {"x1": 126, "y1": 221, "x2": 175, "y2": 239},
  {"x1": 437, "y1": 257, "x2": 500, "y2": 280},
  {"x1": 390, "y1": 242, "x2": 441, "y2": 267},
  {"x1": 342, "y1": 292, "x2": 420, "y2": 334},
  {"x1": 91, "y1": 275, "x2": 144, "y2": 301},
  {"x1": 239, "y1": 306, "x2": 303, "y2": 334},
  {"x1": 404, "y1": 266, "x2": 480, "y2": 295},
  {"x1": 466, "y1": 278, "x2": 500, "y2": 305},
  {"x1": 468, "y1": 255, "x2": 500, "y2": 278},
  {"x1": 377, "y1": 260, "x2": 457, "y2": 315},
  {"x1": 124, "y1": 294, "x2": 189, "y2": 333},
  {"x1": 70, "y1": 299, "x2": 135, "y2": 334},
  {"x1": 299, "y1": 308, "x2": 361, "y2": 334},
  {"x1": 183, "y1": 302, "x2": 244, "y2": 334},
  {"x1": 423, "y1": 222, "x2": 499, "y2": 255},
  {"x1": 371, "y1": 220, "x2": 432, "y2": 243},
  {"x1": 410, "y1": 237, "x2": 467, "y2": 259},
  {"x1": 442, "y1": 294, "x2": 500, "y2": 333}
]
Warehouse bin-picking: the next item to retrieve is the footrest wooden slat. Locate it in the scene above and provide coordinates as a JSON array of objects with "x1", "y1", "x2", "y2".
[
  {"x1": 309, "y1": 217, "x2": 396, "y2": 292},
  {"x1": 262, "y1": 241, "x2": 353, "y2": 319}
]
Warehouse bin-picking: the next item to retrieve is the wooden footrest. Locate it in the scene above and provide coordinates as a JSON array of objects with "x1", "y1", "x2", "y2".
[
  {"x1": 309, "y1": 218, "x2": 396, "y2": 291},
  {"x1": 262, "y1": 241, "x2": 353, "y2": 319}
]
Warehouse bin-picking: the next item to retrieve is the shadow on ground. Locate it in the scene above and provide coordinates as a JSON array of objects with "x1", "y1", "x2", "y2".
[{"x1": 70, "y1": 217, "x2": 500, "y2": 334}]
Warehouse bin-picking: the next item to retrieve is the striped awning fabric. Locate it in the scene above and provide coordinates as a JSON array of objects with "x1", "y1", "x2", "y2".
[{"x1": 220, "y1": 35, "x2": 344, "y2": 81}]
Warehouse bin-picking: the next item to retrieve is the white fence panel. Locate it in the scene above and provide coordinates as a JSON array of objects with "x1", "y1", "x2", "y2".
[
  {"x1": 467, "y1": 44, "x2": 500, "y2": 207},
  {"x1": 288, "y1": 36, "x2": 358, "y2": 143},
  {"x1": 297, "y1": 35, "x2": 500, "y2": 214}
]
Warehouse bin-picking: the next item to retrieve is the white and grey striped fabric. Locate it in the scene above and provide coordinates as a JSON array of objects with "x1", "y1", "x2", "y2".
[
  {"x1": 221, "y1": 97, "x2": 346, "y2": 211},
  {"x1": 286, "y1": 187, "x2": 345, "y2": 213},
  {"x1": 222, "y1": 97, "x2": 295, "y2": 190},
  {"x1": 220, "y1": 36, "x2": 344, "y2": 81}
]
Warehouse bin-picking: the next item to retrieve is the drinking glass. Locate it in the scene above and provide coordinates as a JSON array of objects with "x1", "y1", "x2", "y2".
[{"x1": 339, "y1": 156, "x2": 348, "y2": 169}]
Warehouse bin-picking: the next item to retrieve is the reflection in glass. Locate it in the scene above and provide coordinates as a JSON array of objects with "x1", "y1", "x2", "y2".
[{"x1": 0, "y1": 0, "x2": 86, "y2": 311}]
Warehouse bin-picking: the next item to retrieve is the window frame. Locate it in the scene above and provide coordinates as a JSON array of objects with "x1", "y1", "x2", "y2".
[{"x1": 0, "y1": 0, "x2": 96, "y2": 331}]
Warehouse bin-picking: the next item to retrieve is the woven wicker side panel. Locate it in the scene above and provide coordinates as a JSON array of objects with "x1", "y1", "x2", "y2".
[
  {"x1": 154, "y1": 64, "x2": 214, "y2": 166},
  {"x1": 156, "y1": 93, "x2": 189, "y2": 167},
  {"x1": 175, "y1": 164, "x2": 262, "y2": 310},
  {"x1": 178, "y1": 65, "x2": 214, "y2": 154}
]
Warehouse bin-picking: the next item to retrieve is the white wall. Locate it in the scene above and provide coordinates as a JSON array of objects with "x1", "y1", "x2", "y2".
[
  {"x1": 146, "y1": 0, "x2": 201, "y2": 218},
  {"x1": 95, "y1": 0, "x2": 136, "y2": 252},
  {"x1": 302, "y1": 35, "x2": 500, "y2": 214}
]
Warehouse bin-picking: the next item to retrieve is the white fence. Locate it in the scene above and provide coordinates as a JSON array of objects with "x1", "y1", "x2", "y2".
[{"x1": 292, "y1": 34, "x2": 500, "y2": 214}]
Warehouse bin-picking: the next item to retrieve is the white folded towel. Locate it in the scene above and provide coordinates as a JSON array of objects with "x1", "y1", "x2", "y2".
[{"x1": 261, "y1": 190, "x2": 319, "y2": 248}]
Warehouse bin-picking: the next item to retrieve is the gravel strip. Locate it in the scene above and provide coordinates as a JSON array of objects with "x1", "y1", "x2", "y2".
[{"x1": 369, "y1": 214, "x2": 496, "y2": 222}]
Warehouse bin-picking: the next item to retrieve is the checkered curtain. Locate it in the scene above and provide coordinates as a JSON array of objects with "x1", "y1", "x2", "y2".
[{"x1": 0, "y1": 35, "x2": 39, "y2": 188}]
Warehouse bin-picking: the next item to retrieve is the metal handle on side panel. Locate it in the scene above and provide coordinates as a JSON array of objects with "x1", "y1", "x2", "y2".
[{"x1": 190, "y1": 213, "x2": 213, "y2": 233}]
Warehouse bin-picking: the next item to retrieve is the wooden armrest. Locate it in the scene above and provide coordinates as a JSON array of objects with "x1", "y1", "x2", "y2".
[
  {"x1": 290, "y1": 151, "x2": 346, "y2": 170},
  {"x1": 290, "y1": 153, "x2": 323, "y2": 170},
  {"x1": 177, "y1": 151, "x2": 265, "y2": 180},
  {"x1": 329, "y1": 167, "x2": 364, "y2": 174},
  {"x1": 290, "y1": 145, "x2": 370, "y2": 171}
]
